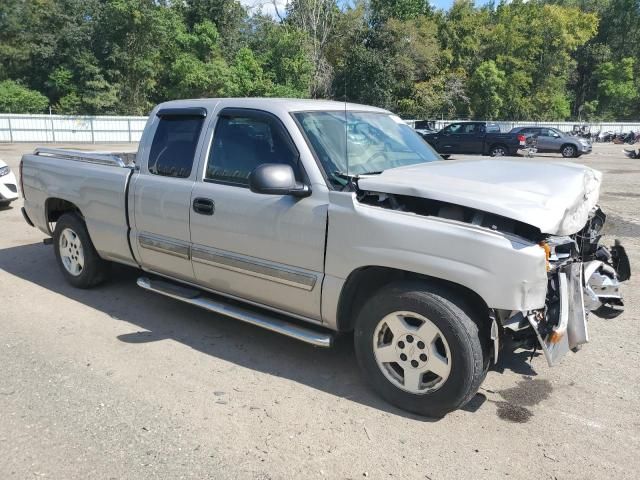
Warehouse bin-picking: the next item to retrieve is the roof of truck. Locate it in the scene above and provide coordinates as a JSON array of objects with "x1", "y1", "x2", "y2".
[{"x1": 155, "y1": 97, "x2": 390, "y2": 114}]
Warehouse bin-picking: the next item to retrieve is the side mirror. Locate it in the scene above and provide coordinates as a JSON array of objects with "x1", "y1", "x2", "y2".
[{"x1": 249, "y1": 164, "x2": 311, "y2": 198}]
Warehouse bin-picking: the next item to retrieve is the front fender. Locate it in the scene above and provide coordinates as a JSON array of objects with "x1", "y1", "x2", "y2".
[{"x1": 323, "y1": 192, "x2": 548, "y2": 328}]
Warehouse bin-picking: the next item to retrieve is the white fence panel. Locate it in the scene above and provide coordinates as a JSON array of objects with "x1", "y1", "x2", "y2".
[
  {"x1": 430, "y1": 120, "x2": 640, "y2": 133},
  {"x1": 3, "y1": 114, "x2": 640, "y2": 143},
  {"x1": 0, "y1": 114, "x2": 148, "y2": 143}
]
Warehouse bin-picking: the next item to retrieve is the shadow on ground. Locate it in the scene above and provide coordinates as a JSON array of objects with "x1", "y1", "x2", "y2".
[{"x1": 0, "y1": 241, "x2": 538, "y2": 420}]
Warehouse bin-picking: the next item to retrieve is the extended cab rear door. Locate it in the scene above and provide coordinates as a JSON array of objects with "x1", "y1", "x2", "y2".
[
  {"x1": 188, "y1": 107, "x2": 327, "y2": 321},
  {"x1": 130, "y1": 107, "x2": 208, "y2": 281},
  {"x1": 437, "y1": 123, "x2": 480, "y2": 154}
]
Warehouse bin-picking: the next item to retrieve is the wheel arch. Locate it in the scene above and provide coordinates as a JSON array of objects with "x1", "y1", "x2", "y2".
[
  {"x1": 45, "y1": 198, "x2": 83, "y2": 233},
  {"x1": 336, "y1": 266, "x2": 491, "y2": 333}
]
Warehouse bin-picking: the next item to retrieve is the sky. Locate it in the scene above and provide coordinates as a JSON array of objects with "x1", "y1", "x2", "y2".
[
  {"x1": 432, "y1": 0, "x2": 495, "y2": 8},
  {"x1": 240, "y1": 1, "x2": 496, "y2": 17}
]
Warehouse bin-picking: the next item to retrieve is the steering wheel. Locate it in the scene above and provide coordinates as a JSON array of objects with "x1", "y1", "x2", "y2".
[{"x1": 366, "y1": 150, "x2": 389, "y2": 166}]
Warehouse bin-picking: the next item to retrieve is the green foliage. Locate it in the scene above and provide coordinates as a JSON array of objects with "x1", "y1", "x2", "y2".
[
  {"x1": 249, "y1": 20, "x2": 314, "y2": 97},
  {"x1": 370, "y1": 0, "x2": 432, "y2": 22},
  {"x1": 0, "y1": 80, "x2": 49, "y2": 113},
  {"x1": 0, "y1": 0, "x2": 637, "y2": 120},
  {"x1": 595, "y1": 57, "x2": 639, "y2": 119},
  {"x1": 469, "y1": 61, "x2": 505, "y2": 120}
]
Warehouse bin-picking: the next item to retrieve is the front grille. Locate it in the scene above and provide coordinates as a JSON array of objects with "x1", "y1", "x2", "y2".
[{"x1": 4, "y1": 184, "x2": 17, "y2": 193}]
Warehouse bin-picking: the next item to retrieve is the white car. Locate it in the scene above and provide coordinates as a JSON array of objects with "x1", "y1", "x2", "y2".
[{"x1": 0, "y1": 159, "x2": 19, "y2": 207}]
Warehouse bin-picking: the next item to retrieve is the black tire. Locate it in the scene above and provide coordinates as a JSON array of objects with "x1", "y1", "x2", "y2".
[
  {"x1": 53, "y1": 212, "x2": 109, "y2": 288},
  {"x1": 354, "y1": 281, "x2": 488, "y2": 417},
  {"x1": 561, "y1": 144, "x2": 577, "y2": 158},
  {"x1": 489, "y1": 144, "x2": 508, "y2": 157}
]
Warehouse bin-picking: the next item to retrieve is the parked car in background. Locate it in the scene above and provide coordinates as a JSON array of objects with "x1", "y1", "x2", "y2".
[
  {"x1": 419, "y1": 121, "x2": 526, "y2": 157},
  {"x1": 510, "y1": 126, "x2": 592, "y2": 158},
  {"x1": 0, "y1": 159, "x2": 19, "y2": 207},
  {"x1": 413, "y1": 120, "x2": 438, "y2": 137}
]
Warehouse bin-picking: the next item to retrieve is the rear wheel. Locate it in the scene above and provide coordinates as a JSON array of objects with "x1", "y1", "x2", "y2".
[
  {"x1": 354, "y1": 281, "x2": 488, "y2": 417},
  {"x1": 489, "y1": 145, "x2": 508, "y2": 157},
  {"x1": 53, "y1": 213, "x2": 109, "y2": 288}
]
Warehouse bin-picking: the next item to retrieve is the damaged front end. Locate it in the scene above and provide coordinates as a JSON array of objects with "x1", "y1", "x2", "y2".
[
  {"x1": 506, "y1": 208, "x2": 631, "y2": 366},
  {"x1": 354, "y1": 176, "x2": 629, "y2": 367}
]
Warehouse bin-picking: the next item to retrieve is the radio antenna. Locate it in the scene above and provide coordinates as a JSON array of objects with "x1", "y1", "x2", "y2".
[{"x1": 344, "y1": 72, "x2": 349, "y2": 181}]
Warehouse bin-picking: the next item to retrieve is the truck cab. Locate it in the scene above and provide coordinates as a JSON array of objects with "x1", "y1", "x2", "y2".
[{"x1": 131, "y1": 101, "x2": 330, "y2": 320}]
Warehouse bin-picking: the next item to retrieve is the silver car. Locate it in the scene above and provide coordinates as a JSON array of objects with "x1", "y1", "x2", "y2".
[{"x1": 511, "y1": 126, "x2": 592, "y2": 158}]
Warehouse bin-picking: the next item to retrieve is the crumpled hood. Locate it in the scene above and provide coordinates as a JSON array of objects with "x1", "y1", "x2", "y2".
[{"x1": 357, "y1": 159, "x2": 602, "y2": 236}]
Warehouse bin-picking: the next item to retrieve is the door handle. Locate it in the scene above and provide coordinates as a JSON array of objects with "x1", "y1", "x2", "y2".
[{"x1": 193, "y1": 197, "x2": 214, "y2": 215}]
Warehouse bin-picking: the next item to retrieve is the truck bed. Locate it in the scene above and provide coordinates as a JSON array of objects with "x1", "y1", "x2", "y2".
[{"x1": 21, "y1": 148, "x2": 137, "y2": 266}]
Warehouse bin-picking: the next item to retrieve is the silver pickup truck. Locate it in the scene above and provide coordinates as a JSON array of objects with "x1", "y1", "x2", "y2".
[{"x1": 20, "y1": 98, "x2": 630, "y2": 417}]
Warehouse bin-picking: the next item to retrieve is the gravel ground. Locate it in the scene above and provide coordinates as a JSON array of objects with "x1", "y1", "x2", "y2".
[{"x1": 0, "y1": 142, "x2": 638, "y2": 480}]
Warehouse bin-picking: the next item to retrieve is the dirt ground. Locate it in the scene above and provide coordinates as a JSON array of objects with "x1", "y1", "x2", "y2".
[{"x1": 0, "y1": 142, "x2": 638, "y2": 480}]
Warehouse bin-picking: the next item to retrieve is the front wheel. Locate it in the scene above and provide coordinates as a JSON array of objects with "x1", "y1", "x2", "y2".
[
  {"x1": 561, "y1": 144, "x2": 577, "y2": 158},
  {"x1": 53, "y1": 213, "x2": 109, "y2": 288},
  {"x1": 354, "y1": 282, "x2": 488, "y2": 417}
]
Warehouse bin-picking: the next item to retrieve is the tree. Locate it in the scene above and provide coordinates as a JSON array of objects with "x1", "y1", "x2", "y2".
[
  {"x1": 469, "y1": 61, "x2": 505, "y2": 119},
  {"x1": 370, "y1": 0, "x2": 432, "y2": 22},
  {"x1": 249, "y1": 19, "x2": 314, "y2": 97},
  {"x1": 228, "y1": 48, "x2": 271, "y2": 97},
  {"x1": 481, "y1": 1, "x2": 597, "y2": 119},
  {"x1": 285, "y1": 0, "x2": 337, "y2": 97},
  {"x1": 595, "y1": 57, "x2": 639, "y2": 119},
  {"x1": 94, "y1": 0, "x2": 185, "y2": 115},
  {"x1": 0, "y1": 0, "x2": 634, "y2": 120},
  {"x1": 163, "y1": 20, "x2": 233, "y2": 99},
  {"x1": 175, "y1": 0, "x2": 247, "y2": 56},
  {"x1": 0, "y1": 80, "x2": 49, "y2": 113}
]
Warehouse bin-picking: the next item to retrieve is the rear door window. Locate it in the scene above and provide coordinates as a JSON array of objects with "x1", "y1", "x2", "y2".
[
  {"x1": 443, "y1": 123, "x2": 462, "y2": 134},
  {"x1": 148, "y1": 115, "x2": 205, "y2": 178}
]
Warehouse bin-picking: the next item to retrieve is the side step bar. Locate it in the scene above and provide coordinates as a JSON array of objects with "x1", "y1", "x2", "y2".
[{"x1": 136, "y1": 277, "x2": 333, "y2": 348}]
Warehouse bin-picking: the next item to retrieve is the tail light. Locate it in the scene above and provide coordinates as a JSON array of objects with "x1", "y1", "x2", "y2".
[
  {"x1": 19, "y1": 159, "x2": 25, "y2": 198},
  {"x1": 517, "y1": 134, "x2": 526, "y2": 144}
]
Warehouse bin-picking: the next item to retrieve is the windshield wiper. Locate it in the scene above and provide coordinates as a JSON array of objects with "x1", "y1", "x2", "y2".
[{"x1": 334, "y1": 170, "x2": 383, "y2": 180}]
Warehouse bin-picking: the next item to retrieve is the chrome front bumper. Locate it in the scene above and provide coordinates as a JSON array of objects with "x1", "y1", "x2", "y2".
[
  {"x1": 527, "y1": 243, "x2": 629, "y2": 366},
  {"x1": 527, "y1": 263, "x2": 587, "y2": 366}
]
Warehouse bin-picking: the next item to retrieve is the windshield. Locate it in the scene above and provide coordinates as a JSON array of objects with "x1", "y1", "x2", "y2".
[{"x1": 294, "y1": 111, "x2": 441, "y2": 188}]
